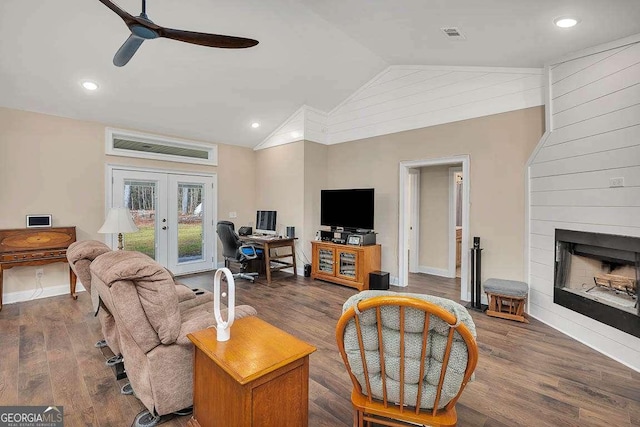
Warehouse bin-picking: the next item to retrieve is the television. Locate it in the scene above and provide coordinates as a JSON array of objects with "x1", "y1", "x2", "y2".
[
  {"x1": 321, "y1": 188, "x2": 374, "y2": 231},
  {"x1": 255, "y1": 210, "x2": 277, "y2": 235}
]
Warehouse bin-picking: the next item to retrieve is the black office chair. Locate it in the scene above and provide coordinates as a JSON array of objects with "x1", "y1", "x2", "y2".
[{"x1": 216, "y1": 221, "x2": 260, "y2": 283}]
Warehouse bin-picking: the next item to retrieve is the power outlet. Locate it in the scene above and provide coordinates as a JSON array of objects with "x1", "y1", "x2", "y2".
[
  {"x1": 35, "y1": 268, "x2": 44, "y2": 278},
  {"x1": 609, "y1": 177, "x2": 624, "y2": 188}
]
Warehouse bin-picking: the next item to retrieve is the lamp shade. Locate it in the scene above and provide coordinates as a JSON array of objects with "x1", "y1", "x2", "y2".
[{"x1": 98, "y1": 207, "x2": 139, "y2": 234}]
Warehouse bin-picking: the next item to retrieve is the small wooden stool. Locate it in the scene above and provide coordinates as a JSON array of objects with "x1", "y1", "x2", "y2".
[{"x1": 484, "y1": 278, "x2": 529, "y2": 323}]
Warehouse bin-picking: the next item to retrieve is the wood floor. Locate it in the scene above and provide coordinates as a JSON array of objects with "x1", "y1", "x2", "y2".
[{"x1": 1, "y1": 271, "x2": 639, "y2": 426}]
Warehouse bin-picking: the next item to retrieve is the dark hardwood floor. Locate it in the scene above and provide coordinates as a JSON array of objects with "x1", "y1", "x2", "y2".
[{"x1": 1, "y1": 271, "x2": 639, "y2": 426}]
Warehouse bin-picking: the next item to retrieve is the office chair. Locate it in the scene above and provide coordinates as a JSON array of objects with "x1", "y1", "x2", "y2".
[{"x1": 216, "y1": 221, "x2": 261, "y2": 282}]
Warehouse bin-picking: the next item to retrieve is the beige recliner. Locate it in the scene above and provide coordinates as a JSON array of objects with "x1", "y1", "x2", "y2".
[
  {"x1": 90, "y1": 250, "x2": 257, "y2": 426},
  {"x1": 67, "y1": 240, "x2": 216, "y2": 359},
  {"x1": 67, "y1": 240, "x2": 121, "y2": 354}
]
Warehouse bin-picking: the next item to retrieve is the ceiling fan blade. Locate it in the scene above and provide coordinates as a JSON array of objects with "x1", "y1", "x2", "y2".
[
  {"x1": 97, "y1": 0, "x2": 135, "y2": 24},
  {"x1": 113, "y1": 34, "x2": 145, "y2": 67},
  {"x1": 158, "y1": 27, "x2": 259, "y2": 49}
]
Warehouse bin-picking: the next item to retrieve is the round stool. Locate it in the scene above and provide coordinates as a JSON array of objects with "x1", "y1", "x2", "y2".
[{"x1": 484, "y1": 278, "x2": 529, "y2": 323}]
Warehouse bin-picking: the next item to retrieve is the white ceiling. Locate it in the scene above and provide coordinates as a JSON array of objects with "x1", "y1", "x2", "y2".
[{"x1": 1, "y1": 0, "x2": 639, "y2": 148}]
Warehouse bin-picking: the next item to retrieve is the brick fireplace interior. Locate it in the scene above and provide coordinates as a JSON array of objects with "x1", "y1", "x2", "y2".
[{"x1": 554, "y1": 229, "x2": 639, "y2": 339}]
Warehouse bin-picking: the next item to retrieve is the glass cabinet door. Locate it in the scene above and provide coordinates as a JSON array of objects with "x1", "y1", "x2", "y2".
[
  {"x1": 338, "y1": 250, "x2": 357, "y2": 279},
  {"x1": 318, "y1": 248, "x2": 335, "y2": 275}
]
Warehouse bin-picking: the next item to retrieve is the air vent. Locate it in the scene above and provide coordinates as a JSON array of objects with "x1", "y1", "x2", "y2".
[
  {"x1": 106, "y1": 128, "x2": 217, "y2": 165},
  {"x1": 441, "y1": 27, "x2": 466, "y2": 40},
  {"x1": 113, "y1": 139, "x2": 209, "y2": 159}
]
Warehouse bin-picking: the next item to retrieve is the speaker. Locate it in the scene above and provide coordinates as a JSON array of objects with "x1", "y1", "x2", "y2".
[
  {"x1": 369, "y1": 270, "x2": 389, "y2": 290},
  {"x1": 286, "y1": 226, "x2": 295, "y2": 238},
  {"x1": 473, "y1": 236, "x2": 480, "y2": 249},
  {"x1": 304, "y1": 264, "x2": 311, "y2": 277}
]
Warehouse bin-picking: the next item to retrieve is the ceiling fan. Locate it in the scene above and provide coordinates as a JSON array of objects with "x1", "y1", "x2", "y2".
[{"x1": 98, "y1": 0, "x2": 259, "y2": 67}]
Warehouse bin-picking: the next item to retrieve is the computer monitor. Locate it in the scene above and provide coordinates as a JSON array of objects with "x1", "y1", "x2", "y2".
[{"x1": 255, "y1": 210, "x2": 277, "y2": 235}]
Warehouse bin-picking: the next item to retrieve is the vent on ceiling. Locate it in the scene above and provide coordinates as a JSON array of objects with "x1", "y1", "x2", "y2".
[
  {"x1": 441, "y1": 27, "x2": 466, "y2": 40},
  {"x1": 106, "y1": 128, "x2": 218, "y2": 166}
]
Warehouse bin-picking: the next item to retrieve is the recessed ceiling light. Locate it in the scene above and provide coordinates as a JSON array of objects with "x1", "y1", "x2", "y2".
[
  {"x1": 554, "y1": 17, "x2": 578, "y2": 28},
  {"x1": 81, "y1": 80, "x2": 99, "y2": 91},
  {"x1": 251, "y1": 122, "x2": 260, "y2": 128}
]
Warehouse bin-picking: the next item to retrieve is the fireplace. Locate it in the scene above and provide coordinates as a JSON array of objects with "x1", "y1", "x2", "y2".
[{"x1": 554, "y1": 229, "x2": 639, "y2": 338}]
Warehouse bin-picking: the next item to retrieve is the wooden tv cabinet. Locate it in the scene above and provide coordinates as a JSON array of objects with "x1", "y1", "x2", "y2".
[{"x1": 311, "y1": 241, "x2": 381, "y2": 291}]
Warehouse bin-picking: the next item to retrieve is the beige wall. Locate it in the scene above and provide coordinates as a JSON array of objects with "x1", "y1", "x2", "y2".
[
  {"x1": 418, "y1": 165, "x2": 452, "y2": 271},
  {"x1": 254, "y1": 141, "x2": 305, "y2": 238},
  {"x1": 0, "y1": 107, "x2": 255, "y2": 295},
  {"x1": 303, "y1": 141, "x2": 328, "y2": 263},
  {"x1": 326, "y1": 107, "x2": 544, "y2": 282}
]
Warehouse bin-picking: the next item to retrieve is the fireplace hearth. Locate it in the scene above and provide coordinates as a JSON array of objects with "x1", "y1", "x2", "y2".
[{"x1": 554, "y1": 229, "x2": 639, "y2": 338}]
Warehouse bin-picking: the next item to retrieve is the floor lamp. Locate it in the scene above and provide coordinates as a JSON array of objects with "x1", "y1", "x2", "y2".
[{"x1": 98, "y1": 207, "x2": 139, "y2": 250}]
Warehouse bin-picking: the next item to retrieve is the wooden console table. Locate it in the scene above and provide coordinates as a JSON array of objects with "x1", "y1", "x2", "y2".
[
  {"x1": 187, "y1": 316, "x2": 316, "y2": 427},
  {"x1": 0, "y1": 226, "x2": 77, "y2": 311}
]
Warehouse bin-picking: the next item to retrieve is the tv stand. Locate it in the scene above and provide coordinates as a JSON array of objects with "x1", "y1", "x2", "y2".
[{"x1": 311, "y1": 241, "x2": 381, "y2": 290}]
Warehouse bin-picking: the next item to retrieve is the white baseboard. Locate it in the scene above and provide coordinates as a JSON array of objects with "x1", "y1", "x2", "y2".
[
  {"x1": 417, "y1": 266, "x2": 452, "y2": 278},
  {"x1": 461, "y1": 292, "x2": 489, "y2": 305},
  {"x1": 3, "y1": 282, "x2": 86, "y2": 306},
  {"x1": 390, "y1": 275, "x2": 401, "y2": 286},
  {"x1": 528, "y1": 312, "x2": 640, "y2": 373}
]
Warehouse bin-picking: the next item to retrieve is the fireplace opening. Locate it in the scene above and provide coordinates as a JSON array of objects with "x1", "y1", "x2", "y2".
[{"x1": 554, "y1": 229, "x2": 640, "y2": 338}]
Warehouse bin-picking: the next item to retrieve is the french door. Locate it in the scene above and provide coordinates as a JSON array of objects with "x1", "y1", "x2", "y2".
[{"x1": 110, "y1": 168, "x2": 216, "y2": 275}]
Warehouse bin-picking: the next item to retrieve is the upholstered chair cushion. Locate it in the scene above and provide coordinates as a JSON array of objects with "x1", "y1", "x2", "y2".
[
  {"x1": 91, "y1": 250, "x2": 181, "y2": 345},
  {"x1": 341, "y1": 290, "x2": 476, "y2": 410},
  {"x1": 66, "y1": 240, "x2": 111, "y2": 300}
]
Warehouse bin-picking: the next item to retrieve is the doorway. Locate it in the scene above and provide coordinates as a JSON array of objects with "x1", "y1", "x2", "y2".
[
  {"x1": 108, "y1": 166, "x2": 216, "y2": 275},
  {"x1": 399, "y1": 156, "x2": 470, "y2": 301}
]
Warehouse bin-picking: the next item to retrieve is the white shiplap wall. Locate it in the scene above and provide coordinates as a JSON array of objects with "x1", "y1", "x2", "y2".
[
  {"x1": 255, "y1": 106, "x2": 328, "y2": 150},
  {"x1": 327, "y1": 65, "x2": 544, "y2": 145},
  {"x1": 256, "y1": 65, "x2": 544, "y2": 150},
  {"x1": 528, "y1": 35, "x2": 640, "y2": 371}
]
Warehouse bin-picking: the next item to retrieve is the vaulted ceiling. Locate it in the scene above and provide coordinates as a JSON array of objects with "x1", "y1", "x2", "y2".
[{"x1": 1, "y1": 0, "x2": 639, "y2": 148}]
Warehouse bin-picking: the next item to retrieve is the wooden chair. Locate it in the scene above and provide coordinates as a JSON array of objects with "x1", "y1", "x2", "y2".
[{"x1": 336, "y1": 293, "x2": 478, "y2": 427}]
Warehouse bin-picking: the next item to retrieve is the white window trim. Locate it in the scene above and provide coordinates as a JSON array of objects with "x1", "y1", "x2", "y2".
[{"x1": 106, "y1": 127, "x2": 218, "y2": 166}]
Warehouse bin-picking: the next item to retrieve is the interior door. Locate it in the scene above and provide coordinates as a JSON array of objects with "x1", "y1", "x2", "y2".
[{"x1": 111, "y1": 168, "x2": 215, "y2": 275}]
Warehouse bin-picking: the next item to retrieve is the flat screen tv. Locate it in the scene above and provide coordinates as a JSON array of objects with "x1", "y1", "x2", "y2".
[{"x1": 321, "y1": 188, "x2": 374, "y2": 231}]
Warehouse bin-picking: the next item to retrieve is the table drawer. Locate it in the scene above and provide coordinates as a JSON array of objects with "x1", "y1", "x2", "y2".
[{"x1": 1, "y1": 250, "x2": 67, "y2": 262}]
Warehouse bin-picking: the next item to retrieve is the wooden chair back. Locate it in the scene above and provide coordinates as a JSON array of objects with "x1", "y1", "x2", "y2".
[{"x1": 336, "y1": 295, "x2": 478, "y2": 427}]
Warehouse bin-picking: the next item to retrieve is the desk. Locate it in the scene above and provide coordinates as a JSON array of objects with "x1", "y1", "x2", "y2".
[
  {"x1": 187, "y1": 317, "x2": 316, "y2": 427},
  {"x1": 0, "y1": 227, "x2": 77, "y2": 311},
  {"x1": 240, "y1": 236, "x2": 297, "y2": 283}
]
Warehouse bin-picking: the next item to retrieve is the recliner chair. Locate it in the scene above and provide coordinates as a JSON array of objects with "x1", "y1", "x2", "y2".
[
  {"x1": 67, "y1": 240, "x2": 216, "y2": 372},
  {"x1": 216, "y1": 220, "x2": 261, "y2": 282},
  {"x1": 90, "y1": 250, "x2": 257, "y2": 426}
]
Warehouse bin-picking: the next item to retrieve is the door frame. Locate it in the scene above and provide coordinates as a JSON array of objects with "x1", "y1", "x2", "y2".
[
  {"x1": 408, "y1": 168, "x2": 420, "y2": 273},
  {"x1": 448, "y1": 167, "x2": 462, "y2": 278},
  {"x1": 105, "y1": 164, "x2": 217, "y2": 274},
  {"x1": 398, "y1": 155, "x2": 470, "y2": 301}
]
